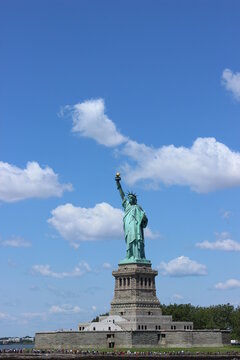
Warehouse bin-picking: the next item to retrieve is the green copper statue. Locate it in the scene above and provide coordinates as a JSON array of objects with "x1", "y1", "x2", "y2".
[{"x1": 115, "y1": 173, "x2": 150, "y2": 264}]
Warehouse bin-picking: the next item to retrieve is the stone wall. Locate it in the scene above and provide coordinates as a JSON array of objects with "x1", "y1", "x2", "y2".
[
  {"x1": 35, "y1": 329, "x2": 228, "y2": 350},
  {"x1": 132, "y1": 331, "x2": 158, "y2": 347},
  {"x1": 157, "y1": 331, "x2": 224, "y2": 348},
  {"x1": 35, "y1": 331, "x2": 132, "y2": 350},
  {"x1": 192, "y1": 331, "x2": 223, "y2": 347}
]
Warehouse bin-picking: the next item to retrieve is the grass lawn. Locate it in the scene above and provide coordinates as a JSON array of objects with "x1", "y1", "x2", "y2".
[
  {"x1": 33, "y1": 345, "x2": 240, "y2": 354},
  {"x1": 108, "y1": 346, "x2": 240, "y2": 354}
]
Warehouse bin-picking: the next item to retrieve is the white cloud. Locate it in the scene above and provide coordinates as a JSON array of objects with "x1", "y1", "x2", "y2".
[
  {"x1": 64, "y1": 98, "x2": 127, "y2": 147},
  {"x1": 0, "y1": 161, "x2": 72, "y2": 202},
  {"x1": 171, "y1": 294, "x2": 184, "y2": 300},
  {"x1": 196, "y1": 232, "x2": 240, "y2": 251},
  {"x1": 64, "y1": 98, "x2": 240, "y2": 193},
  {"x1": 122, "y1": 138, "x2": 240, "y2": 193},
  {"x1": 48, "y1": 202, "x2": 123, "y2": 243},
  {"x1": 48, "y1": 202, "x2": 157, "y2": 245},
  {"x1": 158, "y1": 256, "x2": 207, "y2": 277},
  {"x1": 215, "y1": 279, "x2": 240, "y2": 290},
  {"x1": 32, "y1": 261, "x2": 91, "y2": 279},
  {"x1": 222, "y1": 68, "x2": 240, "y2": 101},
  {"x1": 222, "y1": 210, "x2": 232, "y2": 220},
  {"x1": 0, "y1": 312, "x2": 15, "y2": 321},
  {"x1": 196, "y1": 239, "x2": 240, "y2": 251},
  {"x1": 21, "y1": 312, "x2": 45, "y2": 319},
  {"x1": 1, "y1": 237, "x2": 31, "y2": 248},
  {"x1": 103, "y1": 262, "x2": 112, "y2": 269},
  {"x1": 145, "y1": 228, "x2": 160, "y2": 239},
  {"x1": 49, "y1": 304, "x2": 82, "y2": 315},
  {"x1": 0, "y1": 312, "x2": 10, "y2": 320}
]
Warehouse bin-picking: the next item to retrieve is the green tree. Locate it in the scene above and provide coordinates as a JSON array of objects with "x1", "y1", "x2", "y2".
[
  {"x1": 161, "y1": 303, "x2": 235, "y2": 333},
  {"x1": 231, "y1": 306, "x2": 240, "y2": 339}
]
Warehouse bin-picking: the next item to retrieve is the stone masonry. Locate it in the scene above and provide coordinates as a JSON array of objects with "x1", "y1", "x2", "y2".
[
  {"x1": 35, "y1": 259, "x2": 230, "y2": 348},
  {"x1": 109, "y1": 263, "x2": 193, "y2": 332}
]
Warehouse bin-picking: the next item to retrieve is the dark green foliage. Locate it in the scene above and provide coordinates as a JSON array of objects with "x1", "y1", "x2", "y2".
[
  {"x1": 161, "y1": 303, "x2": 239, "y2": 338},
  {"x1": 91, "y1": 316, "x2": 99, "y2": 322},
  {"x1": 161, "y1": 303, "x2": 195, "y2": 322},
  {"x1": 231, "y1": 306, "x2": 240, "y2": 338},
  {"x1": 91, "y1": 312, "x2": 109, "y2": 323}
]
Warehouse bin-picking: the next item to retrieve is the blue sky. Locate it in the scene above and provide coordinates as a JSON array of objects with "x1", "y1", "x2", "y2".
[{"x1": 1, "y1": 0, "x2": 240, "y2": 337}]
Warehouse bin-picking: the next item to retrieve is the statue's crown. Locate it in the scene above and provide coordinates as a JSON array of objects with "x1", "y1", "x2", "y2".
[{"x1": 127, "y1": 191, "x2": 137, "y2": 199}]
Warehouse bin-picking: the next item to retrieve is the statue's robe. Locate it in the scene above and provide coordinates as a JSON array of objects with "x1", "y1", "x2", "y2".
[{"x1": 122, "y1": 197, "x2": 148, "y2": 259}]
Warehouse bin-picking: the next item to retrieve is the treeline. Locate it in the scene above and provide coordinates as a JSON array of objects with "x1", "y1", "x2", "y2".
[
  {"x1": 91, "y1": 312, "x2": 109, "y2": 323},
  {"x1": 91, "y1": 304, "x2": 240, "y2": 338},
  {"x1": 161, "y1": 303, "x2": 240, "y2": 338}
]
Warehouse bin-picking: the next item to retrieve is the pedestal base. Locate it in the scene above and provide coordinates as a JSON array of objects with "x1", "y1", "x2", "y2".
[{"x1": 110, "y1": 263, "x2": 161, "y2": 316}]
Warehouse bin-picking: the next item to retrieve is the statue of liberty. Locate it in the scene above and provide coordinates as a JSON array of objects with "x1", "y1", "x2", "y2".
[{"x1": 115, "y1": 173, "x2": 150, "y2": 264}]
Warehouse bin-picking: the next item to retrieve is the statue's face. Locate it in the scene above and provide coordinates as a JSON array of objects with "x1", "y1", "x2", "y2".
[{"x1": 128, "y1": 195, "x2": 137, "y2": 205}]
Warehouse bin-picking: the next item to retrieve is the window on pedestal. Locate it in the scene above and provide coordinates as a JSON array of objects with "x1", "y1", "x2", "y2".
[
  {"x1": 123, "y1": 278, "x2": 126, "y2": 286},
  {"x1": 127, "y1": 277, "x2": 130, "y2": 286},
  {"x1": 119, "y1": 278, "x2": 122, "y2": 287}
]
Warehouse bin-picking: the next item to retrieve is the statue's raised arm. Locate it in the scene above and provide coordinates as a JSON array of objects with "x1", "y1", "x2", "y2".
[
  {"x1": 115, "y1": 173, "x2": 125, "y2": 201},
  {"x1": 115, "y1": 172, "x2": 150, "y2": 265}
]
